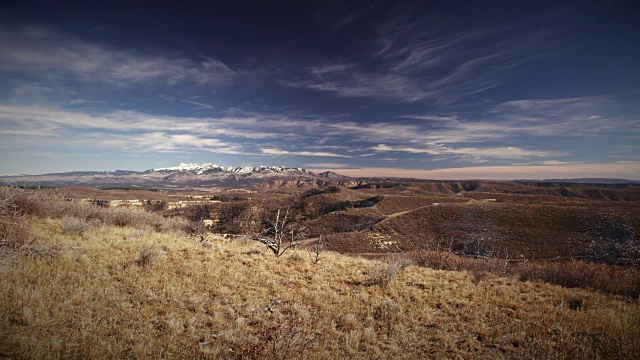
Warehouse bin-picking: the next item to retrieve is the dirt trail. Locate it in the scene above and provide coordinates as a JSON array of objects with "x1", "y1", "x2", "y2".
[
  {"x1": 378, "y1": 204, "x2": 432, "y2": 222},
  {"x1": 297, "y1": 236, "x2": 321, "y2": 247},
  {"x1": 299, "y1": 199, "x2": 499, "y2": 250},
  {"x1": 350, "y1": 252, "x2": 400, "y2": 258},
  {"x1": 376, "y1": 199, "x2": 498, "y2": 225}
]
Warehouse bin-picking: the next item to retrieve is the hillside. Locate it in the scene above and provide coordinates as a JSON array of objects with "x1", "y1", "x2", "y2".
[{"x1": 1, "y1": 218, "x2": 639, "y2": 359}]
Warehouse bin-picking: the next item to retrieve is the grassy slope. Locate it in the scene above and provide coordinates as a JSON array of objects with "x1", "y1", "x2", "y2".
[{"x1": 1, "y1": 218, "x2": 639, "y2": 359}]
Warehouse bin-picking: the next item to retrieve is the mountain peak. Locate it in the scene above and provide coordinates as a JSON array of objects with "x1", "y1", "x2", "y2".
[{"x1": 152, "y1": 163, "x2": 307, "y2": 174}]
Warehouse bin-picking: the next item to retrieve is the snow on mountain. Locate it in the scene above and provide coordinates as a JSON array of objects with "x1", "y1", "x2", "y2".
[
  {"x1": 153, "y1": 163, "x2": 306, "y2": 174},
  {"x1": 153, "y1": 163, "x2": 217, "y2": 172}
]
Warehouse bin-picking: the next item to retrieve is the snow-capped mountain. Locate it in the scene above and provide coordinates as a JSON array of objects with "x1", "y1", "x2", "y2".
[
  {"x1": 153, "y1": 163, "x2": 306, "y2": 175},
  {"x1": 0, "y1": 163, "x2": 356, "y2": 189}
]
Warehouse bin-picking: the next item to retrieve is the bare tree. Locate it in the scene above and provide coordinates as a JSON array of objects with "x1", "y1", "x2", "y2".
[
  {"x1": 309, "y1": 236, "x2": 324, "y2": 264},
  {"x1": 253, "y1": 208, "x2": 305, "y2": 257}
]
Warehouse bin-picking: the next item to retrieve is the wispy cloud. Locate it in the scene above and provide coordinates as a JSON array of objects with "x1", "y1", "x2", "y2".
[
  {"x1": 260, "y1": 149, "x2": 351, "y2": 158},
  {"x1": 132, "y1": 132, "x2": 234, "y2": 153},
  {"x1": 286, "y1": 64, "x2": 430, "y2": 102},
  {"x1": 283, "y1": 18, "x2": 565, "y2": 103},
  {"x1": 399, "y1": 96, "x2": 640, "y2": 143},
  {"x1": 305, "y1": 162, "x2": 355, "y2": 169},
  {"x1": 488, "y1": 96, "x2": 640, "y2": 136},
  {"x1": 178, "y1": 99, "x2": 214, "y2": 110},
  {"x1": 0, "y1": 26, "x2": 235, "y2": 87},
  {"x1": 533, "y1": 160, "x2": 587, "y2": 166},
  {"x1": 0, "y1": 105, "x2": 351, "y2": 158},
  {"x1": 314, "y1": 1, "x2": 384, "y2": 31},
  {"x1": 372, "y1": 144, "x2": 559, "y2": 159},
  {"x1": 400, "y1": 114, "x2": 459, "y2": 122},
  {"x1": 1, "y1": 92, "x2": 636, "y2": 165}
]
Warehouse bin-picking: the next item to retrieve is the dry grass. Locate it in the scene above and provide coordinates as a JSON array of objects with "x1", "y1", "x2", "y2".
[
  {"x1": 0, "y1": 186, "x2": 189, "y2": 233},
  {"x1": 1, "y1": 217, "x2": 639, "y2": 359},
  {"x1": 60, "y1": 216, "x2": 102, "y2": 236},
  {"x1": 408, "y1": 250, "x2": 640, "y2": 299}
]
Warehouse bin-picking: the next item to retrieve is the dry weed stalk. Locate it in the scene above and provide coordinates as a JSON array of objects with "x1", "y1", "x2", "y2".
[{"x1": 136, "y1": 243, "x2": 158, "y2": 268}]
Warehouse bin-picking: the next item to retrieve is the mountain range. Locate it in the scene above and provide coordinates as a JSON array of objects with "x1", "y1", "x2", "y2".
[
  {"x1": 1, "y1": 163, "x2": 638, "y2": 190},
  {"x1": 0, "y1": 163, "x2": 352, "y2": 189}
]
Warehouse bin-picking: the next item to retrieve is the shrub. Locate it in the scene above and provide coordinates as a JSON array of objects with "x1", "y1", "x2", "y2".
[
  {"x1": 300, "y1": 188, "x2": 324, "y2": 199},
  {"x1": 60, "y1": 216, "x2": 102, "y2": 235},
  {"x1": 514, "y1": 260, "x2": 640, "y2": 299},
  {"x1": 244, "y1": 316, "x2": 319, "y2": 359},
  {"x1": 11, "y1": 194, "x2": 45, "y2": 217},
  {"x1": 41, "y1": 198, "x2": 102, "y2": 220},
  {"x1": 107, "y1": 207, "x2": 142, "y2": 227},
  {"x1": 408, "y1": 250, "x2": 466, "y2": 271},
  {"x1": 319, "y1": 200, "x2": 351, "y2": 215},
  {"x1": 287, "y1": 252, "x2": 305, "y2": 263},
  {"x1": 355, "y1": 195, "x2": 384, "y2": 208},
  {"x1": 366, "y1": 256, "x2": 412, "y2": 288},
  {"x1": 0, "y1": 187, "x2": 35, "y2": 252},
  {"x1": 102, "y1": 207, "x2": 189, "y2": 232},
  {"x1": 408, "y1": 249, "x2": 640, "y2": 298},
  {"x1": 135, "y1": 243, "x2": 158, "y2": 268},
  {"x1": 373, "y1": 299, "x2": 400, "y2": 336},
  {"x1": 186, "y1": 204, "x2": 215, "y2": 223},
  {"x1": 143, "y1": 200, "x2": 167, "y2": 212},
  {"x1": 154, "y1": 218, "x2": 189, "y2": 233},
  {"x1": 300, "y1": 186, "x2": 341, "y2": 199},
  {"x1": 217, "y1": 202, "x2": 248, "y2": 234},
  {"x1": 188, "y1": 220, "x2": 210, "y2": 242}
]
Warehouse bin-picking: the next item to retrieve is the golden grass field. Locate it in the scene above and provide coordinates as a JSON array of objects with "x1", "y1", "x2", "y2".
[{"x1": 1, "y1": 214, "x2": 639, "y2": 359}]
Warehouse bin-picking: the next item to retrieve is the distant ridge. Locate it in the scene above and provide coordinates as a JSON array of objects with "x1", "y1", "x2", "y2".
[
  {"x1": 516, "y1": 178, "x2": 639, "y2": 184},
  {"x1": 1, "y1": 164, "x2": 638, "y2": 190},
  {"x1": 0, "y1": 163, "x2": 351, "y2": 189}
]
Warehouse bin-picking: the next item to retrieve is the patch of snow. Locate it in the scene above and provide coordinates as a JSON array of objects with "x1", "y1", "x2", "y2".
[{"x1": 153, "y1": 163, "x2": 306, "y2": 174}]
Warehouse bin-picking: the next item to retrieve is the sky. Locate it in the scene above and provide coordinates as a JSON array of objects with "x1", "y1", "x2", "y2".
[{"x1": 1, "y1": 0, "x2": 639, "y2": 180}]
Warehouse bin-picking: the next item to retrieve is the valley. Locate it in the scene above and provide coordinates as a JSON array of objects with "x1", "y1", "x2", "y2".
[{"x1": 8, "y1": 168, "x2": 638, "y2": 266}]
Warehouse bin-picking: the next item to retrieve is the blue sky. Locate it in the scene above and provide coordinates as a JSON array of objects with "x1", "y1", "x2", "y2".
[{"x1": 1, "y1": 0, "x2": 639, "y2": 179}]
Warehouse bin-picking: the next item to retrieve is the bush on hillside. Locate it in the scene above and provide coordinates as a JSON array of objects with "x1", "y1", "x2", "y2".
[
  {"x1": 407, "y1": 249, "x2": 640, "y2": 298},
  {"x1": 3, "y1": 187, "x2": 188, "y2": 234},
  {"x1": 0, "y1": 187, "x2": 35, "y2": 252},
  {"x1": 60, "y1": 216, "x2": 102, "y2": 235}
]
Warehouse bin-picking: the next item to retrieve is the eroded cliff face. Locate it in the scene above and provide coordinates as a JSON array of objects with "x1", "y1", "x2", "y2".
[
  {"x1": 337, "y1": 180, "x2": 366, "y2": 188},
  {"x1": 257, "y1": 178, "x2": 326, "y2": 189},
  {"x1": 253, "y1": 178, "x2": 374, "y2": 189}
]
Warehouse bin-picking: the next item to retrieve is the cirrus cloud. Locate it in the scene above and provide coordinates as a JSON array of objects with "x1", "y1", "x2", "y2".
[{"x1": 0, "y1": 26, "x2": 235, "y2": 87}]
